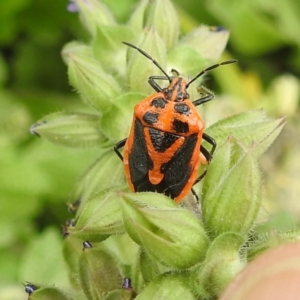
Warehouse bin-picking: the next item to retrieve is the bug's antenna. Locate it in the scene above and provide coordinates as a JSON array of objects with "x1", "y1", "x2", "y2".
[
  {"x1": 186, "y1": 59, "x2": 237, "y2": 89},
  {"x1": 122, "y1": 41, "x2": 171, "y2": 83}
]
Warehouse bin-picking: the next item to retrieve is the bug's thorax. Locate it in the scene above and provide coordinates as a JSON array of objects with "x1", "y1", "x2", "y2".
[{"x1": 163, "y1": 77, "x2": 189, "y2": 102}]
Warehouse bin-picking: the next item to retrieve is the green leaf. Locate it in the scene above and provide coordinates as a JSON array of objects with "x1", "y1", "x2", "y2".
[
  {"x1": 207, "y1": 0, "x2": 285, "y2": 54},
  {"x1": 19, "y1": 228, "x2": 69, "y2": 287}
]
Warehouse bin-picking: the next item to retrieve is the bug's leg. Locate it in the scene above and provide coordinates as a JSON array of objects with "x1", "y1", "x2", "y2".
[
  {"x1": 202, "y1": 133, "x2": 217, "y2": 156},
  {"x1": 200, "y1": 145, "x2": 212, "y2": 164},
  {"x1": 114, "y1": 138, "x2": 127, "y2": 161},
  {"x1": 191, "y1": 188, "x2": 199, "y2": 202},
  {"x1": 192, "y1": 86, "x2": 215, "y2": 107},
  {"x1": 148, "y1": 76, "x2": 172, "y2": 92},
  {"x1": 193, "y1": 135, "x2": 217, "y2": 186},
  {"x1": 193, "y1": 170, "x2": 207, "y2": 185}
]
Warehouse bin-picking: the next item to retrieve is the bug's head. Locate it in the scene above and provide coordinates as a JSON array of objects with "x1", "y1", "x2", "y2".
[{"x1": 163, "y1": 76, "x2": 190, "y2": 102}]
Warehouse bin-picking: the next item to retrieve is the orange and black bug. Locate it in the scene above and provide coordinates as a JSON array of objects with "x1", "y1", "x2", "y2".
[{"x1": 115, "y1": 42, "x2": 237, "y2": 203}]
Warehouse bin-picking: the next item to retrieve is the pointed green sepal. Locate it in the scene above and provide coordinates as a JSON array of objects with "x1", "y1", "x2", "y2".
[
  {"x1": 78, "y1": 247, "x2": 122, "y2": 299},
  {"x1": 140, "y1": 248, "x2": 170, "y2": 284},
  {"x1": 135, "y1": 273, "x2": 196, "y2": 300},
  {"x1": 167, "y1": 45, "x2": 207, "y2": 79},
  {"x1": 92, "y1": 25, "x2": 134, "y2": 75},
  {"x1": 30, "y1": 111, "x2": 106, "y2": 148},
  {"x1": 126, "y1": 30, "x2": 167, "y2": 95},
  {"x1": 144, "y1": 0, "x2": 179, "y2": 50},
  {"x1": 62, "y1": 42, "x2": 122, "y2": 113},
  {"x1": 121, "y1": 192, "x2": 209, "y2": 269},
  {"x1": 202, "y1": 137, "x2": 261, "y2": 238},
  {"x1": 193, "y1": 232, "x2": 246, "y2": 298},
  {"x1": 62, "y1": 236, "x2": 83, "y2": 289},
  {"x1": 75, "y1": 0, "x2": 115, "y2": 36},
  {"x1": 100, "y1": 92, "x2": 146, "y2": 141},
  {"x1": 71, "y1": 151, "x2": 126, "y2": 209},
  {"x1": 69, "y1": 187, "x2": 126, "y2": 241},
  {"x1": 206, "y1": 110, "x2": 286, "y2": 158},
  {"x1": 179, "y1": 25, "x2": 230, "y2": 61},
  {"x1": 28, "y1": 286, "x2": 77, "y2": 300},
  {"x1": 128, "y1": 0, "x2": 149, "y2": 31}
]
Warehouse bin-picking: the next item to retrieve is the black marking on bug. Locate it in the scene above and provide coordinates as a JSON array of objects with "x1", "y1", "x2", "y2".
[
  {"x1": 163, "y1": 134, "x2": 198, "y2": 197},
  {"x1": 148, "y1": 127, "x2": 180, "y2": 152},
  {"x1": 172, "y1": 119, "x2": 189, "y2": 133},
  {"x1": 129, "y1": 119, "x2": 153, "y2": 190},
  {"x1": 143, "y1": 112, "x2": 159, "y2": 125},
  {"x1": 134, "y1": 134, "x2": 198, "y2": 199},
  {"x1": 174, "y1": 103, "x2": 191, "y2": 115},
  {"x1": 150, "y1": 97, "x2": 167, "y2": 108}
]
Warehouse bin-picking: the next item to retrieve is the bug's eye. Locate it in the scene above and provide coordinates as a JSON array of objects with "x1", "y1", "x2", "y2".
[{"x1": 185, "y1": 93, "x2": 190, "y2": 99}]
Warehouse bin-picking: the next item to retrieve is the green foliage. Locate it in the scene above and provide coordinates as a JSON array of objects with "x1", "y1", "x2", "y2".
[{"x1": 1, "y1": 0, "x2": 299, "y2": 299}]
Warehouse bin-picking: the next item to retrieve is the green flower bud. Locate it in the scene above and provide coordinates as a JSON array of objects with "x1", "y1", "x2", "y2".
[
  {"x1": 179, "y1": 25, "x2": 230, "y2": 61},
  {"x1": 75, "y1": 0, "x2": 115, "y2": 36},
  {"x1": 78, "y1": 247, "x2": 122, "y2": 299},
  {"x1": 71, "y1": 151, "x2": 126, "y2": 208},
  {"x1": 140, "y1": 249, "x2": 170, "y2": 283},
  {"x1": 205, "y1": 109, "x2": 286, "y2": 158},
  {"x1": 63, "y1": 236, "x2": 82, "y2": 288},
  {"x1": 69, "y1": 187, "x2": 126, "y2": 242},
  {"x1": 167, "y1": 45, "x2": 207, "y2": 79},
  {"x1": 135, "y1": 273, "x2": 196, "y2": 300},
  {"x1": 100, "y1": 92, "x2": 146, "y2": 142},
  {"x1": 121, "y1": 192, "x2": 209, "y2": 269},
  {"x1": 202, "y1": 137, "x2": 261, "y2": 238},
  {"x1": 92, "y1": 25, "x2": 134, "y2": 76},
  {"x1": 128, "y1": 0, "x2": 149, "y2": 31},
  {"x1": 193, "y1": 232, "x2": 246, "y2": 298},
  {"x1": 144, "y1": 0, "x2": 179, "y2": 50},
  {"x1": 62, "y1": 41, "x2": 122, "y2": 113},
  {"x1": 28, "y1": 286, "x2": 76, "y2": 300},
  {"x1": 30, "y1": 111, "x2": 106, "y2": 148},
  {"x1": 126, "y1": 29, "x2": 167, "y2": 95}
]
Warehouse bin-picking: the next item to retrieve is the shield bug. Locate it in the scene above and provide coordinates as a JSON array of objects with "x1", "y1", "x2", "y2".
[{"x1": 115, "y1": 42, "x2": 237, "y2": 203}]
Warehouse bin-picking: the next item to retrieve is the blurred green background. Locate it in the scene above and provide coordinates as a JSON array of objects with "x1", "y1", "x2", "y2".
[{"x1": 1, "y1": 0, "x2": 299, "y2": 299}]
